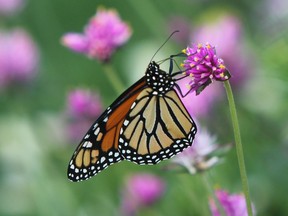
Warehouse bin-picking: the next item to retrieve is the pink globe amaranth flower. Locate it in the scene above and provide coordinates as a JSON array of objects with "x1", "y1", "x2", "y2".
[
  {"x1": 0, "y1": 0, "x2": 24, "y2": 16},
  {"x1": 209, "y1": 189, "x2": 256, "y2": 216},
  {"x1": 0, "y1": 28, "x2": 39, "y2": 90},
  {"x1": 67, "y1": 89, "x2": 102, "y2": 118},
  {"x1": 182, "y1": 43, "x2": 231, "y2": 95},
  {"x1": 66, "y1": 89, "x2": 103, "y2": 141},
  {"x1": 121, "y1": 174, "x2": 165, "y2": 216},
  {"x1": 61, "y1": 8, "x2": 132, "y2": 62},
  {"x1": 192, "y1": 15, "x2": 252, "y2": 86}
]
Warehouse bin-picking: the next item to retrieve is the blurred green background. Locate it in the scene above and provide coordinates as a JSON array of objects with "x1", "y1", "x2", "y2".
[{"x1": 0, "y1": 0, "x2": 288, "y2": 215}]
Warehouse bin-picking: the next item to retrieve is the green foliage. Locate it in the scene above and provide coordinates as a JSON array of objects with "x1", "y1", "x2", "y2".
[{"x1": 1, "y1": 0, "x2": 288, "y2": 215}]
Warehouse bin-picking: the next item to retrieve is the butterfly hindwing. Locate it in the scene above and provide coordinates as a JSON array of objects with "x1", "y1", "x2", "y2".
[
  {"x1": 118, "y1": 87, "x2": 197, "y2": 165},
  {"x1": 67, "y1": 78, "x2": 147, "y2": 182},
  {"x1": 67, "y1": 108, "x2": 123, "y2": 182}
]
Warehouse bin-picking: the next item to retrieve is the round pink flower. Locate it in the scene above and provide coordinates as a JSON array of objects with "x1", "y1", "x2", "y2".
[
  {"x1": 192, "y1": 15, "x2": 252, "y2": 86},
  {"x1": 61, "y1": 8, "x2": 132, "y2": 62},
  {"x1": 0, "y1": 28, "x2": 39, "y2": 90},
  {"x1": 209, "y1": 189, "x2": 256, "y2": 216},
  {"x1": 121, "y1": 173, "x2": 165, "y2": 216},
  {"x1": 66, "y1": 89, "x2": 103, "y2": 141},
  {"x1": 67, "y1": 89, "x2": 102, "y2": 118},
  {"x1": 182, "y1": 43, "x2": 230, "y2": 95}
]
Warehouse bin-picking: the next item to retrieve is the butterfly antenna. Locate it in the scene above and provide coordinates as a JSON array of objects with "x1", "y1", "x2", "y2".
[{"x1": 150, "y1": 30, "x2": 179, "y2": 63}]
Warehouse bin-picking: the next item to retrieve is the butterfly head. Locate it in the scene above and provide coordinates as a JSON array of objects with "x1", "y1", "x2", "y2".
[{"x1": 146, "y1": 61, "x2": 175, "y2": 95}]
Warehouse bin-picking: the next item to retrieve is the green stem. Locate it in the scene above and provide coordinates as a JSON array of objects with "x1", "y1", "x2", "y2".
[
  {"x1": 224, "y1": 81, "x2": 253, "y2": 216},
  {"x1": 102, "y1": 64, "x2": 125, "y2": 95},
  {"x1": 202, "y1": 174, "x2": 226, "y2": 216}
]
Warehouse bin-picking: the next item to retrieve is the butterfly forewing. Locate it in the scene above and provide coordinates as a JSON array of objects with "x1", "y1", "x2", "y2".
[{"x1": 67, "y1": 78, "x2": 147, "y2": 182}]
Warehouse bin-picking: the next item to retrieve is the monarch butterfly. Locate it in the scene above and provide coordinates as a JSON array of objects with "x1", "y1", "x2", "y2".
[{"x1": 67, "y1": 53, "x2": 197, "y2": 182}]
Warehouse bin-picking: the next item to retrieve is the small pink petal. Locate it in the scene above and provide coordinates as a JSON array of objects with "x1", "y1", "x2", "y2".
[{"x1": 61, "y1": 33, "x2": 88, "y2": 53}]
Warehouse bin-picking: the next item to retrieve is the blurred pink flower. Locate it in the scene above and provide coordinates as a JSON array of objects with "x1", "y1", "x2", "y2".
[
  {"x1": 182, "y1": 43, "x2": 230, "y2": 95},
  {"x1": 0, "y1": 0, "x2": 24, "y2": 16},
  {"x1": 171, "y1": 127, "x2": 230, "y2": 174},
  {"x1": 209, "y1": 189, "x2": 256, "y2": 216},
  {"x1": 192, "y1": 15, "x2": 252, "y2": 86},
  {"x1": 0, "y1": 28, "x2": 39, "y2": 90},
  {"x1": 66, "y1": 89, "x2": 103, "y2": 141},
  {"x1": 61, "y1": 8, "x2": 132, "y2": 62},
  {"x1": 67, "y1": 89, "x2": 102, "y2": 118},
  {"x1": 121, "y1": 173, "x2": 165, "y2": 216}
]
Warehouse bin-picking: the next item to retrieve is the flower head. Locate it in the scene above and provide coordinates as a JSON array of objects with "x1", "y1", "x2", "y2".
[
  {"x1": 67, "y1": 89, "x2": 102, "y2": 118},
  {"x1": 121, "y1": 173, "x2": 165, "y2": 216},
  {"x1": 0, "y1": 28, "x2": 39, "y2": 90},
  {"x1": 209, "y1": 189, "x2": 256, "y2": 216},
  {"x1": 171, "y1": 128, "x2": 230, "y2": 174},
  {"x1": 61, "y1": 8, "x2": 132, "y2": 62},
  {"x1": 66, "y1": 89, "x2": 103, "y2": 141},
  {"x1": 182, "y1": 43, "x2": 231, "y2": 95},
  {"x1": 192, "y1": 15, "x2": 252, "y2": 87}
]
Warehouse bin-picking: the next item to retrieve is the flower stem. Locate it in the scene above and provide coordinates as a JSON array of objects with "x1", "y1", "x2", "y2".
[
  {"x1": 102, "y1": 64, "x2": 125, "y2": 95},
  {"x1": 224, "y1": 80, "x2": 253, "y2": 216},
  {"x1": 202, "y1": 173, "x2": 226, "y2": 216}
]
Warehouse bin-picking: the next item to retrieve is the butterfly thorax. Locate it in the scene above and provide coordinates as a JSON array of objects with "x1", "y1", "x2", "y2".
[{"x1": 146, "y1": 61, "x2": 175, "y2": 96}]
